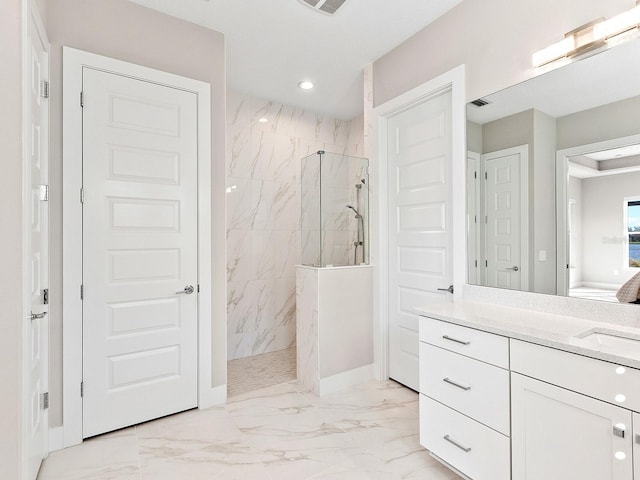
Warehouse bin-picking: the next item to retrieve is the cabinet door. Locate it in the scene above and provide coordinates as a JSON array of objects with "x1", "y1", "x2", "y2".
[
  {"x1": 511, "y1": 373, "x2": 632, "y2": 480},
  {"x1": 634, "y1": 413, "x2": 640, "y2": 479}
]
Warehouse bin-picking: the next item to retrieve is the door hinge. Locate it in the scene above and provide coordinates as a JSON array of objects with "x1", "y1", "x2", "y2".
[
  {"x1": 485, "y1": 215, "x2": 488, "y2": 224},
  {"x1": 474, "y1": 215, "x2": 477, "y2": 224},
  {"x1": 38, "y1": 184, "x2": 49, "y2": 201},
  {"x1": 80, "y1": 187, "x2": 84, "y2": 204},
  {"x1": 475, "y1": 260, "x2": 478, "y2": 268},
  {"x1": 485, "y1": 260, "x2": 488, "y2": 267},
  {"x1": 80, "y1": 91, "x2": 84, "y2": 108},
  {"x1": 485, "y1": 172, "x2": 488, "y2": 180},
  {"x1": 80, "y1": 381, "x2": 84, "y2": 398},
  {"x1": 43, "y1": 288, "x2": 49, "y2": 305},
  {"x1": 197, "y1": 284, "x2": 200, "y2": 293},
  {"x1": 42, "y1": 392, "x2": 49, "y2": 410},
  {"x1": 474, "y1": 171, "x2": 477, "y2": 179},
  {"x1": 40, "y1": 80, "x2": 49, "y2": 99},
  {"x1": 80, "y1": 284, "x2": 84, "y2": 300}
]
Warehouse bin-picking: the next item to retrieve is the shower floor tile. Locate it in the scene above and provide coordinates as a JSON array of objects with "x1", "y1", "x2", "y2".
[{"x1": 227, "y1": 345, "x2": 297, "y2": 398}]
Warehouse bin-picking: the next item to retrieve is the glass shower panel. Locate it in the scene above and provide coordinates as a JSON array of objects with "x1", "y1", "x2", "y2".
[{"x1": 300, "y1": 151, "x2": 369, "y2": 267}]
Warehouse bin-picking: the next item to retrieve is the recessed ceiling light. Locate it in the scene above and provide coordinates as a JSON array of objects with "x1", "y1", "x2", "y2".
[
  {"x1": 298, "y1": 81, "x2": 314, "y2": 90},
  {"x1": 258, "y1": 117, "x2": 268, "y2": 123}
]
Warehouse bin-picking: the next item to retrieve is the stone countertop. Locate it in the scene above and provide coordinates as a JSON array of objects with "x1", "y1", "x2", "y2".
[{"x1": 415, "y1": 301, "x2": 640, "y2": 370}]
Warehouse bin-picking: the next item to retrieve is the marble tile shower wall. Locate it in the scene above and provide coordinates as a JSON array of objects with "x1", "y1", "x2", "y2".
[{"x1": 226, "y1": 91, "x2": 363, "y2": 360}]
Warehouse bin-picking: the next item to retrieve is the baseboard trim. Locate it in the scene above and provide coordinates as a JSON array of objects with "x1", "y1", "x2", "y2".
[
  {"x1": 319, "y1": 363, "x2": 375, "y2": 396},
  {"x1": 199, "y1": 384, "x2": 227, "y2": 409}
]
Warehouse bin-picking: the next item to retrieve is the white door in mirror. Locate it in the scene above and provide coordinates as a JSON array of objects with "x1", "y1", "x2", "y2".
[{"x1": 483, "y1": 145, "x2": 529, "y2": 291}]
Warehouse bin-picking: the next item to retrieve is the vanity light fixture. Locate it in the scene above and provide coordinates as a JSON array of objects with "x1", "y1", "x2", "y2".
[
  {"x1": 298, "y1": 80, "x2": 315, "y2": 90},
  {"x1": 533, "y1": 2, "x2": 640, "y2": 67},
  {"x1": 532, "y1": 36, "x2": 576, "y2": 67},
  {"x1": 593, "y1": 3, "x2": 640, "y2": 41}
]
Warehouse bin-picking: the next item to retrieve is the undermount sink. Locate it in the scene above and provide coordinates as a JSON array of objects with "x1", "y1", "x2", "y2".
[{"x1": 575, "y1": 328, "x2": 640, "y2": 354}]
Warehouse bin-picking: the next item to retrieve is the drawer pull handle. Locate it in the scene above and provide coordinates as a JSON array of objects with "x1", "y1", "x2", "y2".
[
  {"x1": 443, "y1": 377, "x2": 471, "y2": 391},
  {"x1": 613, "y1": 425, "x2": 626, "y2": 438},
  {"x1": 443, "y1": 434, "x2": 472, "y2": 453},
  {"x1": 442, "y1": 335, "x2": 470, "y2": 346}
]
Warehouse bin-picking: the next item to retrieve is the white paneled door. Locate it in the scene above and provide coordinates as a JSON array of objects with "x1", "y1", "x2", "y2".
[
  {"x1": 26, "y1": 6, "x2": 49, "y2": 479},
  {"x1": 387, "y1": 91, "x2": 453, "y2": 390},
  {"x1": 82, "y1": 69, "x2": 199, "y2": 438},
  {"x1": 483, "y1": 146, "x2": 528, "y2": 291}
]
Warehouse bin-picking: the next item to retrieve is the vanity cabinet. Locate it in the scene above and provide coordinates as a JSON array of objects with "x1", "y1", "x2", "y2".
[
  {"x1": 419, "y1": 313, "x2": 640, "y2": 480},
  {"x1": 510, "y1": 339, "x2": 636, "y2": 480},
  {"x1": 419, "y1": 317, "x2": 510, "y2": 480},
  {"x1": 634, "y1": 414, "x2": 640, "y2": 477},
  {"x1": 511, "y1": 373, "x2": 633, "y2": 480}
]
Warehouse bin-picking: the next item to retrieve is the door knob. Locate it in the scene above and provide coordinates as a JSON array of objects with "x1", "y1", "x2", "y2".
[
  {"x1": 437, "y1": 285, "x2": 454, "y2": 294},
  {"x1": 176, "y1": 285, "x2": 195, "y2": 295},
  {"x1": 506, "y1": 266, "x2": 519, "y2": 271},
  {"x1": 29, "y1": 311, "x2": 47, "y2": 321}
]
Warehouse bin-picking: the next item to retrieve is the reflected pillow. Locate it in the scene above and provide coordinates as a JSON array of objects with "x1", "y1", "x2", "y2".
[{"x1": 616, "y1": 272, "x2": 640, "y2": 303}]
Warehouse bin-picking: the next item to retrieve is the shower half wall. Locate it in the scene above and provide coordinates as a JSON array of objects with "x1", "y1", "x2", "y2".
[{"x1": 297, "y1": 151, "x2": 374, "y2": 395}]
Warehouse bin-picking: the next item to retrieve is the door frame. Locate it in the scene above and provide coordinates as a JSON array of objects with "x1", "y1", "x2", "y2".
[
  {"x1": 22, "y1": 0, "x2": 49, "y2": 476},
  {"x1": 556, "y1": 132, "x2": 640, "y2": 296},
  {"x1": 371, "y1": 65, "x2": 466, "y2": 381},
  {"x1": 62, "y1": 48, "x2": 212, "y2": 448},
  {"x1": 481, "y1": 144, "x2": 529, "y2": 291}
]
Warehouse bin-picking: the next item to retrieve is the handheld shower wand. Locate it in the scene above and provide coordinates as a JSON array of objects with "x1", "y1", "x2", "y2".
[
  {"x1": 346, "y1": 205, "x2": 362, "y2": 218},
  {"x1": 346, "y1": 204, "x2": 365, "y2": 264}
]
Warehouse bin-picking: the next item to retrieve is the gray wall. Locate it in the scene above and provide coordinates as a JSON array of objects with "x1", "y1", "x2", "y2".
[
  {"x1": 46, "y1": 0, "x2": 227, "y2": 427},
  {"x1": 0, "y1": 0, "x2": 25, "y2": 476},
  {"x1": 482, "y1": 110, "x2": 534, "y2": 154},
  {"x1": 557, "y1": 94, "x2": 640, "y2": 149},
  {"x1": 467, "y1": 121, "x2": 482, "y2": 154},
  {"x1": 373, "y1": 0, "x2": 635, "y2": 106},
  {"x1": 532, "y1": 110, "x2": 557, "y2": 294}
]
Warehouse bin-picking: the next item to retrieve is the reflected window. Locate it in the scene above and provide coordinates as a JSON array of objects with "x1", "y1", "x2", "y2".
[{"x1": 626, "y1": 199, "x2": 640, "y2": 268}]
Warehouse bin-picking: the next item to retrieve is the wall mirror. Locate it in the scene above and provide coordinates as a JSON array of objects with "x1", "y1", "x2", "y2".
[{"x1": 466, "y1": 36, "x2": 640, "y2": 303}]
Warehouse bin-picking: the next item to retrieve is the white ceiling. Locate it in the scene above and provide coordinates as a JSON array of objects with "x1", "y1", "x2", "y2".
[{"x1": 130, "y1": 0, "x2": 463, "y2": 120}]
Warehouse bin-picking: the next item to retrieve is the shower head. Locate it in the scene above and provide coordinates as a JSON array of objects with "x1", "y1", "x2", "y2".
[{"x1": 346, "y1": 205, "x2": 362, "y2": 218}]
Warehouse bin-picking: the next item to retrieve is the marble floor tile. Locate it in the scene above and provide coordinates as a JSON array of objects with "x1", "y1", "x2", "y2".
[{"x1": 38, "y1": 380, "x2": 461, "y2": 480}]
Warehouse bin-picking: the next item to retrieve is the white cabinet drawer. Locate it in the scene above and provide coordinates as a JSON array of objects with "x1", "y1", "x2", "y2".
[
  {"x1": 420, "y1": 394, "x2": 510, "y2": 480},
  {"x1": 419, "y1": 316, "x2": 509, "y2": 368},
  {"x1": 511, "y1": 339, "x2": 640, "y2": 413},
  {"x1": 420, "y1": 343, "x2": 510, "y2": 435}
]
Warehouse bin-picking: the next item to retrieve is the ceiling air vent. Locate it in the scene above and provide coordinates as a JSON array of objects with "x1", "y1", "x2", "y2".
[
  {"x1": 299, "y1": 0, "x2": 351, "y2": 15},
  {"x1": 470, "y1": 98, "x2": 491, "y2": 107}
]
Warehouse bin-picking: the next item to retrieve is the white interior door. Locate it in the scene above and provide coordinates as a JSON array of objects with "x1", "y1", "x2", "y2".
[
  {"x1": 467, "y1": 151, "x2": 481, "y2": 285},
  {"x1": 82, "y1": 68, "x2": 199, "y2": 438},
  {"x1": 25, "y1": 6, "x2": 49, "y2": 478},
  {"x1": 483, "y1": 145, "x2": 528, "y2": 291},
  {"x1": 388, "y1": 91, "x2": 453, "y2": 390}
]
